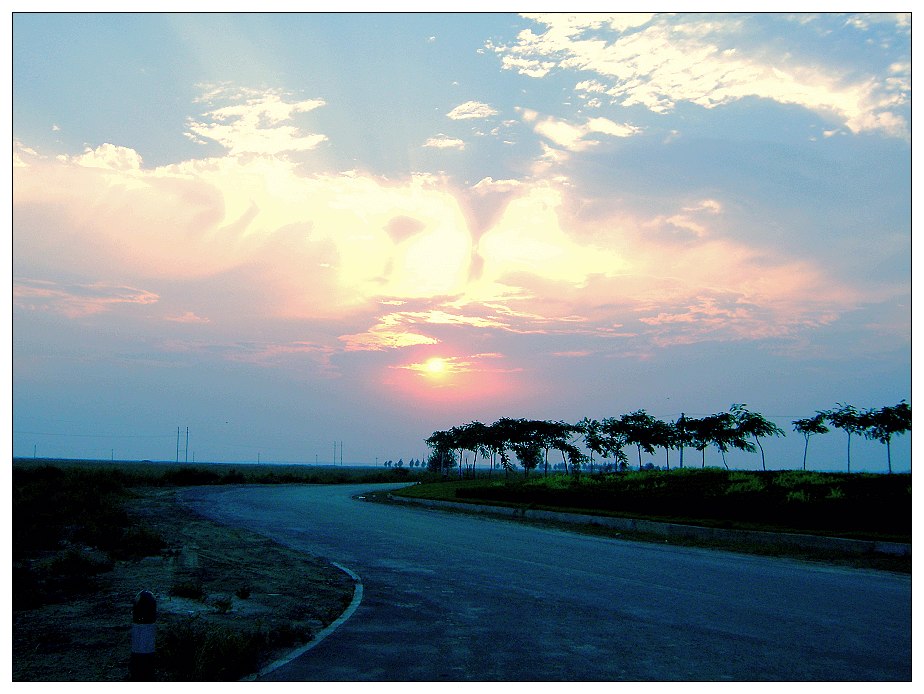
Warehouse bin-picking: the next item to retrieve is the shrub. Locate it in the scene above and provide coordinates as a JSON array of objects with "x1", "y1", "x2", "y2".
[
  {"x1": 157, "y1": 616, "x2": 262, "y2": 681},
  {"x1": 725, "y1": 477, "x2": 766, "y2": 495},
  {"x1": 170, "y1": 579, "x2": 205, "y2": 601},
  {"x1": 212, "y1": 597, "x2": 233, "y2": 614},
  {"x1": 112, "y1": 524, "x2": 166, "y2": 560},
  {"x1": 48, "y1": 547, "x2": 113, "y2": 577}
]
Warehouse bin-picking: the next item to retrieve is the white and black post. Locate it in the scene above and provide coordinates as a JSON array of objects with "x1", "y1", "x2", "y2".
[{"x1": 130, "y1": 590, "x2": 157, "y2": 680}]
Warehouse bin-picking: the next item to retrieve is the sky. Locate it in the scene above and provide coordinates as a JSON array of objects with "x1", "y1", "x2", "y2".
[{"x1": 11, "y1": 11, "x2": 912, "y2": 471}]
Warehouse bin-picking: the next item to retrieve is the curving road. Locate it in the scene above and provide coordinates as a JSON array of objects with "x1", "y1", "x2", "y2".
[{"x1": 179, "y1": 483, "x2": 911, "y2": 681}]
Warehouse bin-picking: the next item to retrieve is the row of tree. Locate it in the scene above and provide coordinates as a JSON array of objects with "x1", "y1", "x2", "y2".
[
  {"x1": 424, "y1": 401, "x2": 910, "y2": 477},
  {"x1": 382, "y1": 458, "x2": 426, "y2": 468}
]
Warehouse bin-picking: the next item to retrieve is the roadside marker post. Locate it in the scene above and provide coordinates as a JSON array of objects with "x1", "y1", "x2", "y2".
[{"x1": 130, "y1": 590, "x2": 157, "y2": 680}]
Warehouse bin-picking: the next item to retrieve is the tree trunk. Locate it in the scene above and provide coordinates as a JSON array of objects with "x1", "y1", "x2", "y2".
[
  {"x1": 887, "y1": 439, "x2": 892, "y2": 474},
  {"x1": 679, "y1": 446, "x2": 684, "y2": 469},
  {"x1": 755, "y1": 437, "x2": 766, "y2": 471},
  {"x1": 847, "y1": 433, "x2": 852, "y2": 473},
  {"x1": 802, "y1": 435, "x2": 809, "y2": 471},
  {"x1": 664, "y1": 447, "x2": 669, "y2": 471}
]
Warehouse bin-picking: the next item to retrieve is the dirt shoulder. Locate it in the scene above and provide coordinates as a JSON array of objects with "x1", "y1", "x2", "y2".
[{"x1": 13, "y1": 487, "x2": 355, "y2": 681}]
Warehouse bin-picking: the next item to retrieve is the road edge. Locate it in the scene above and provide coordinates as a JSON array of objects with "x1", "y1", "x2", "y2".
[
  {"x1": 243, "y1": 562, "x2": 364, "y2": 681},
  {"x1": 389, "y1": 493, "x2": 911, "y2": 558}
]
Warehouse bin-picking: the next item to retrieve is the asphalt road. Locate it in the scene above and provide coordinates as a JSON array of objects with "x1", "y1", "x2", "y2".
[{"x1": 179, "y1": 483, "x2": 911, "y2": 681}]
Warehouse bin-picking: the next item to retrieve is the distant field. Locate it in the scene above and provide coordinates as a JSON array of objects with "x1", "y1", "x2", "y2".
[
  {"x1": 395, "y1": 468, "x2": 911, "y2": 544},
  {"x1": 12, "y1": 457, "x2": 421, "y2": 486}
]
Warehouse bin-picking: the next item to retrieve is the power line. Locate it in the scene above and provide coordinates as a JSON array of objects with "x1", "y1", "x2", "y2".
[{"x1": 14, "y1": 430, "x2": 174, "y2": 439}]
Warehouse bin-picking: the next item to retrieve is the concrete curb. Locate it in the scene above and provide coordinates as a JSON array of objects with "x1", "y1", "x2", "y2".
[
  {"x1": 390, "y1": 494, "x2": 911, "y2": 558},
  {"x1": 244, "y1": 561, "x2": 364, "y2": 681}
]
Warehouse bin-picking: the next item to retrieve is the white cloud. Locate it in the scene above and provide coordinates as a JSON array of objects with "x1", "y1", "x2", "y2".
[
  {"x1": 166, "y1": 311, "x2": 210, "y2": 324},
  {"x1": 526, "y1": 112, "x2": 641, "y2": 152},
  {"x1": 73, "y1": 143, "x2": 144, "y2": 171},
  {"x1": 186, "y1": 86, "x2": 327, "y2": 156},
  {"x1": 447, "y1": 101, "x2": 498, "y2": 120},
  {"x1": 494, "y1": 14, "x2": 909, "y2": 137},
  {"x1": 472, "y1": 177, "x2": 523, "y2": 193},
  {"x1": 423, "y1": 134, "x2": 466, "y2": 150}
]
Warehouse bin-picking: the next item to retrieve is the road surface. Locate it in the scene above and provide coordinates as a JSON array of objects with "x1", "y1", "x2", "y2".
[{"x1": 179, "y1": 483, "x2": 911, "y2": 681}]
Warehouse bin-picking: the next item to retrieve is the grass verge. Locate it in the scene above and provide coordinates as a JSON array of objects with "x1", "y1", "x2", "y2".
[
  {"x1": 13, "y1": 479, "x2": 354, "y2": 681},
  {"x1": 386, "y1": 469, "x2": 911, "y2": 573}
]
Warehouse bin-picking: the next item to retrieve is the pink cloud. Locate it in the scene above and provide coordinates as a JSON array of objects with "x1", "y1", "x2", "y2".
[
  {"x1": 13, "y1": 279, "x2": 158, "y2": 318},
  {"x1": 165, "y1": 311, "x2": 210, "y2": 324}
]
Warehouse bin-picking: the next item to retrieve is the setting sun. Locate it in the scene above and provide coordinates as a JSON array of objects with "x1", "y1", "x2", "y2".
[{"x1": 424, "y1": 357, "x2": 448, "y2": 375}]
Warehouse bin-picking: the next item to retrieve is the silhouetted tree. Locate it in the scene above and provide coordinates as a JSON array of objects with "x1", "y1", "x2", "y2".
[
  {"x1": 863, "y1": 400, "x2": 911, "y2": 474},
  {"x1": 685, "y1": 417, "x2": 711, "y2": 467},
  {"x1": 792, "y1": 413, "x2": 829, "y2": 471},
  {"x1": 512, "y1": 439, "x2": 542, "y2": 478},
  {"x1": 649, "y1": 418, "x2": 676, "y2": 470},
  {"x1": 705, "y1": 412, "x2": 754, "y2": 469},
  {"x1": 730, "y1": 404, "x2": 786, "y2": 471},
  {"x1": 490, "y1": 417, "x2": 526, "y2": 479},
  {"x1": 425, "y1": 430, "x2": 457, "y2": 475},
  {"x1": 532, "y1": 420, "x2": 569, "y2": 477},
  {"x1": 674, "y1": 413, "x2": 693, "y2": 468},
  {"x1": 577, "y1": 418, "x2": 605, "y2": 474},
  {"x1": 599, "y1": 417, "x2": 629, "y2": 471},
  {"x1": 620, "y1": 410, "x2": 659, "y2": 470},
  {"x1": 824, "y1": 403, "x2": 866, "y2": 473}
]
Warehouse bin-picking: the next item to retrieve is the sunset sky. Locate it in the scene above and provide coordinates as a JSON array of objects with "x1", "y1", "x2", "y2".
[{"x1": 12, "y1": 12, "x2": 911, "y2": 471}]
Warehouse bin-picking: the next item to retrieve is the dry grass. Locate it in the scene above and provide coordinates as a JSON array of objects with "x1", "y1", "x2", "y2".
[{"x1": 13, "y1": 488, "x2": 355, "y2": 681}]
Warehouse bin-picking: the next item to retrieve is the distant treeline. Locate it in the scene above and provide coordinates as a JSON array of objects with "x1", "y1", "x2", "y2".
[
  {"x1": 12, "y1": 459, "x2": 420, "y2": 487},
  {"x1": 425, "y1": 401, "x2": 911, "y2": 477}
]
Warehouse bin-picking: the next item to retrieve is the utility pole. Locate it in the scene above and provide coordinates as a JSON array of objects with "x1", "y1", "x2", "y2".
[
  {"x1": 185, "y1": 427, "x2": 189, "y2": 463},
  {"x1": 176, "y1": 427, "x2": 180, "y2": 463},
  {"x1": 340, "y1": 441, "x2": 343, "y2": 466}
]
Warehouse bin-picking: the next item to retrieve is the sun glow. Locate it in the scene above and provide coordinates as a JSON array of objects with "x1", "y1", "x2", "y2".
[{"x1": 424, "y1": 357, "x2": 448, "y2": 375}]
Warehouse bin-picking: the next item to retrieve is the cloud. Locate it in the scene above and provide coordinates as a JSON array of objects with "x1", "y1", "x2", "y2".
[
  {"x1": 472, "y1": 177, "x2": 523, "y2": 193},
  {"x1": 15, "y1": 143, "x2": 475, "y2": 315},
  {"x1": 516, "y1": 109, "x2": 641, "y2": 153},
  {"x1": 165, "y1": 311, "x2": 210, "y2": 324},
  {"x1": 160, "y1": 338, "x2": 337, "y2": 375},
  {"x1": 494, "y1": 14, "x2": 909, "y2": 137},
  {"x1": 447, "y1": 101, "x2": 498, "y2": 120},
  {"x1": 15, "y1": 136, "x2": 863, "y2": 354},
  {"x1": 13, "y1": 279, "x2": 158, "y2": 318},
  {"x1": 340, "y1": 308, "x2": 511, "y2": 352},
  {"x1": 339, "y1": 317, "x2": 440, "y2": 351},
  {"x1": 72, "y1": 143, "x2": 144, "y2": 171},
  {"x1": 424, "y1": 134, "x2": 466, "y2": 149},
  {"x1": 186, "y1": 86, "x2": 327, "y2": 156},
  {"x1": 12, "y1": 83, "x2": 876, "y2": 371}
]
